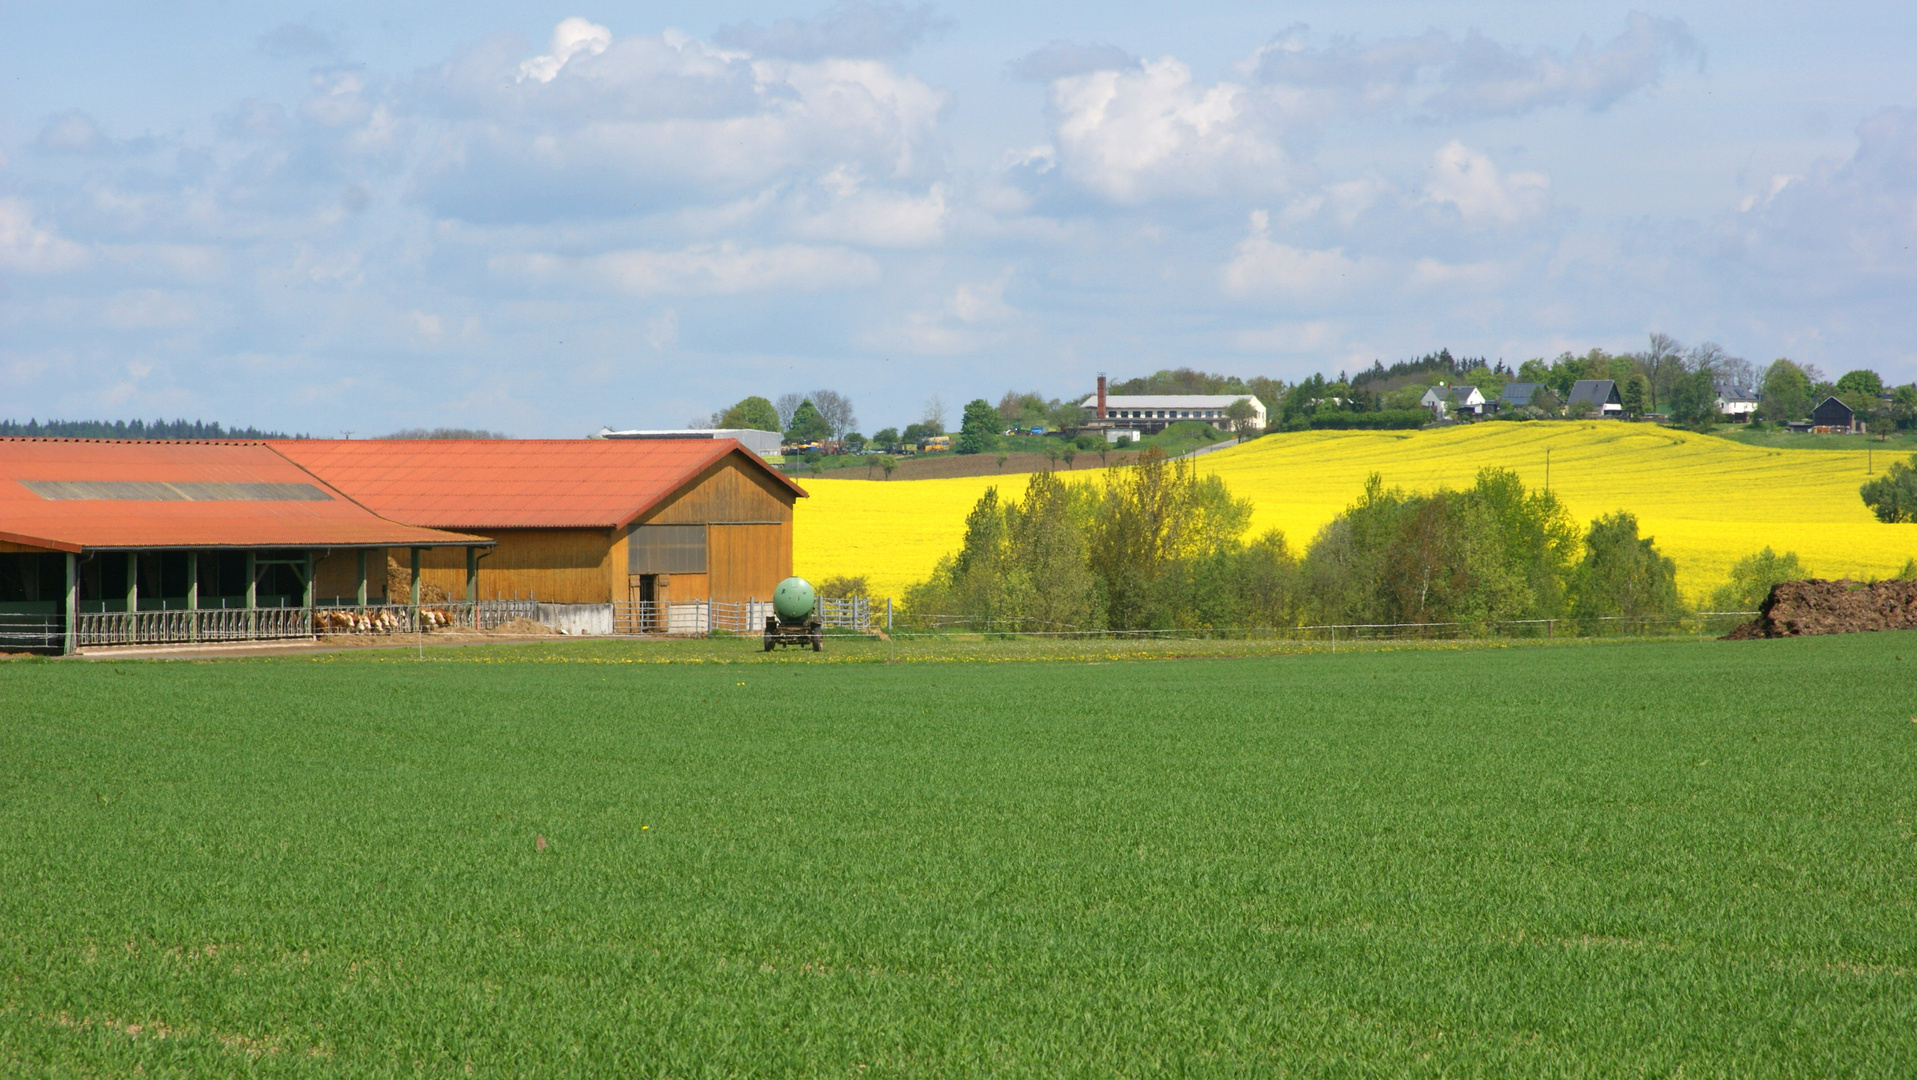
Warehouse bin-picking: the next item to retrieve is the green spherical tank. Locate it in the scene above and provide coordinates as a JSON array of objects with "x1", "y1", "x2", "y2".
[{"x1": 772, "y1": 577, "x2": 817, "y2": 624}]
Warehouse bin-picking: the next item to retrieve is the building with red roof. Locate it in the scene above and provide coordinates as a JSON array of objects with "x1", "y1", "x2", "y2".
[
  {"x1": 0, "y1": 439, "x2": 488, "y2": 652},
  {"x1": 272, "y1": 437, "x2": 806, "y2": 614}
]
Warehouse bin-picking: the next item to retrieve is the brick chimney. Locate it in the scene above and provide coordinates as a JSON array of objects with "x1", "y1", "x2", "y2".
[{"x1": 1096, "y1": 373, "x2": 1108, "y2": 419}]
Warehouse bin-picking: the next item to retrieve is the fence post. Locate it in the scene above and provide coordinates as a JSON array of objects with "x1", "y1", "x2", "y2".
[
  {"x1": 887, "y1": 596, "x2": 893, "y2": 631},
  {"x1": 707, "y1": 594, "x2": 713, "y2": 638}
]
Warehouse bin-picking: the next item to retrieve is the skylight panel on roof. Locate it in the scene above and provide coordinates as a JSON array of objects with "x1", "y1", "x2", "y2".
[{"x1": 21, "y1": 480, "x2": 334, "y2": 502}]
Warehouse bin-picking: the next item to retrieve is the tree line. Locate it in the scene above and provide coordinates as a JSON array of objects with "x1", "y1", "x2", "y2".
[
  {"x1": 0, "y1": 418, "x2": 296, "y2": 440},
  {"x1": 902, "y1": 450, "x2": 1830, "y2": 634}
]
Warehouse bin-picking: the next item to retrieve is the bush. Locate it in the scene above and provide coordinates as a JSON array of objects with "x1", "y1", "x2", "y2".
[
  {"x1": 1308, "y1": 409, "x2": 1429, "y2": 430},
  {"x1": 1860, "y1": 453, "x2": 1917, "y2": 523},
  {"x1": 1570, "y1": 512, "x2": 1682, "y2": 630},
  {"x1": 1708, "y1": 548, "x2": 1808, "y2": 612},
  {"x1": 814, "y1": 575, "x2": 870, "y2": 599},
  {"x1": 1300, "y1": 469, "x2": 1579, "y2": 629}
]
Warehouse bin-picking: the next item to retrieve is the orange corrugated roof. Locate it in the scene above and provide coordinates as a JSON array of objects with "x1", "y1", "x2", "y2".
[
  {"x1": 0, "y1": 439, "x2": 488, "y2": 552},
  {"x1": 268, "y1": 438, "x2": 807, "y2": 530}
]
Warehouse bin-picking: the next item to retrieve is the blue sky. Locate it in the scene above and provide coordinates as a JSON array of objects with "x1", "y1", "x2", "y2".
[{"x1": 2, "y1": 2, "x2": 1913, "y2": 437}]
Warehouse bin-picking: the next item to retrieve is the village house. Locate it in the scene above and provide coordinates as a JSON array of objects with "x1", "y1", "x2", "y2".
[
  {"x1": 1499, "y1": 382, "x2": 1546, "y2": 410},
  {"x1": 1809, "y1": 396, "x2": 1864, "y2": 434},
  {"x1": 1567, "y1": 380, "x2": 1624, "y2": 416},
  {"x1": 1420, "y1": 384, "x2": 1487, "y2": 419},
  {"x1": 1715, "y1": 390, "x2": 1760, "y2": 422}
]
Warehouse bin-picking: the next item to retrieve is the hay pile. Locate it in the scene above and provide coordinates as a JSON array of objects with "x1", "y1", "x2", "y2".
[
  {"x1": 1723, "y1": 579, "x2": 1917, "y2": 639},
  {"x1": 489, "y1": 617, "x2": 559, "y2": 636},
  {"x1": 386, "y1": 557, "x2": 449, "y2": 604}
]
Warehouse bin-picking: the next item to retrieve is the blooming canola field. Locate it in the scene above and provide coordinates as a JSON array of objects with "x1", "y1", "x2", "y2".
[{"x1": 795, "y1": 422, "x2": 1917, "y2": 605}]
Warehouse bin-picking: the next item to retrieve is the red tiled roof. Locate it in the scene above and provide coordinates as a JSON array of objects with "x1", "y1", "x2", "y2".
[
  {"x1": 269, "y1": 438, "x2": 806, "y2": 530},
  {"x1": 0, "y1": 439, "x2": 488, "y2": 552}
]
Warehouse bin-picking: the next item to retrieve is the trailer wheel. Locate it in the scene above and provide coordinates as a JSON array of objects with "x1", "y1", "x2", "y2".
[{"x1": 764, "y1": 630, "x2": 775, "y2": 652}]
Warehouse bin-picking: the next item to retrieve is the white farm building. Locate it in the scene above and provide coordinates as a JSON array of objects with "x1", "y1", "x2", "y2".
[{"x1": 1079, "y1": 394, "x2": 1267, "y2": 435}]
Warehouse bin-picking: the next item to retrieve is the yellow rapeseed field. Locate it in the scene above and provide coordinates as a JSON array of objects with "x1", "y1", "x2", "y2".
[{"x1": 795, "y1": 422, "x2": 1917, "y2": 605}]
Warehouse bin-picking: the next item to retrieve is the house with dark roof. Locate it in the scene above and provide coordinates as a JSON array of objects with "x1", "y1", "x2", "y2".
[
  {"x1": 1809, "y1": 396, "x2": 1863, "y2": 434},
  {"x1": 1499, "y1": 382, "x2": 1546, "y2": 410},
  {"x1": 1715, "y1": 390, "x2": 1760, "y2": 422},
  {"x1": 1419, "y1": 384, "x2": 1487, "y2": 418},
  {"x1": 1567, "y1": 380, "x2": 1624, "y2": 416}
]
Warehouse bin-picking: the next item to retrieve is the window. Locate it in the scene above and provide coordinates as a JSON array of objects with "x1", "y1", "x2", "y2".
[{"x1": 628, "y1": 524, "x2": 706, "y2": 573}]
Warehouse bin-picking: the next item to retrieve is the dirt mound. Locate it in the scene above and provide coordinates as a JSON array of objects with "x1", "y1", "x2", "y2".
[
  {"x1": 1723, "y1": 579, "x2": 1917, "y2": 639},
  {"x1": 489, "y1": 617, "x2": 559, "y2": 636}
]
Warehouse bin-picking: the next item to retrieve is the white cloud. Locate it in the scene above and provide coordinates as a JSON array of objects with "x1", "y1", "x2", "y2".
[
  {"x1": 1220, "y1": 210, "x2": 1370, "y2": 299},
  {"x1": 788, "y1": 170, "x2": 948, "y2": 247},
  {"x1": 1406, "y1": 257, "x2": 1511, "y2": 291},
  {"x1": 1230, "y1": 319, "x2": 1342, "y2": 353},
  {"x1": 1050, "y1": 57, "x2": 1286, "y2": 203},
  {"x1": 1422, "y1": 141, "x2": 1549, "y2": 225},
  {"x1": 418, "y1": 26, "x2": 949, "y2": 222},
  {"x1": 104, "y1": 290, "x2": 197, "y2": 330},
  {"x1": 950, "y1": 273, "x2": 1016, "y2": 324},
  {"x1": 1244, "y1": 13, "x2": 1699, "y2": 121},
  {"x1": 646, "y1": 308, "x2": 678, "y2": 350},
  {"x1": 0, "y1": 199, "x2": 90, "y2": 274},
  {"x1": 713, "y1": 2, "x2": 951, "y2": 60},
  {"x1": 498, "y1": 242, "x2": 880, "y2": 296},
  {"x1": 299, "y1": 72, "x2": 372, "y2": 128},
  {"x1": 518, "y1": 18, "x2": 612, "y2": 83}
]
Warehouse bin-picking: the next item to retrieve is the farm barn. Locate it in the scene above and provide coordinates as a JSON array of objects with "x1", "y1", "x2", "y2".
[
  {"x1": 0, "y1": 438, "x2": 487, "y2": 653},
  {"x1": 273, "y1": 438, "x2": 807, "y2": 632}
]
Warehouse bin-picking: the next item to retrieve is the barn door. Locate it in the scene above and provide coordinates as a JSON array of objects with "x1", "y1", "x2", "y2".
[{"x1": 706, "y1": 524, "x2": 787, "y2": 604}]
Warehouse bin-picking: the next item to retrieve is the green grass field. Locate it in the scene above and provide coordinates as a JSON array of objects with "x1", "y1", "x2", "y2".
[{"x1": 3, "y1": 634, "x2": 1914, "y2": 1076}]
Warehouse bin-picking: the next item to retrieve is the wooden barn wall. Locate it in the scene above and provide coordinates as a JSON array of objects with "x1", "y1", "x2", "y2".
[
  {"x1": 626, "y1": 454, "x2": 797, "y2": 606},
  {"x1": 302, "y1": 453, "x2": 796, "y2": 609},
  {"x1": 440, "y1": 529, "x2": 615, "y2": 604},
  {"x1": 313, "y1": 548, "x2": 386, "y2": 603},
  {"x1": 640, "y1": 455, "x2": 794, "y2": 527}
]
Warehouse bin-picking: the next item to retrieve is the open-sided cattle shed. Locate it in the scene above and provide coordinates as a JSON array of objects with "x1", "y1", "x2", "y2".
[
  {"x1": 0, "y1": 438, "x2": 487, "y2": 652},
  {"x1": 271, "y1": 438, "x2": 808, "y2": 616}
]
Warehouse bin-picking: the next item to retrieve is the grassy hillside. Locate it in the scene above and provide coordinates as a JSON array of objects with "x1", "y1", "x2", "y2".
[
  {"x1": 3, "y1": 634, "x2": 1913, "y2": 1074},
  {"x1": 797, "y1": 421, "x2": 1917, "y2": 604}
]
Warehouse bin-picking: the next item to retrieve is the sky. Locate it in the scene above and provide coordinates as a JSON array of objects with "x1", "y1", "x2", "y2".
[{"x1": 2, "y1": 2, "x2": 1913, "y2": 438}]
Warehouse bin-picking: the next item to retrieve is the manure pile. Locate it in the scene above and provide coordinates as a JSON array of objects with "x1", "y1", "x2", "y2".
[{"x1": 1724, "y1": 579, "x2": 1917, "y2": 638}]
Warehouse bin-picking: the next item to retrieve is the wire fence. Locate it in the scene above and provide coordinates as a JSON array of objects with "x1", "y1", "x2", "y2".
[
  {"x1": 610, "y1": 597, "x2": 875, "y2": 636},
  {"x1": 880, "y1": 611, "x2": 1760, "y2": 641},
  {"x1": 24, "y1": 597, "x2": 1754, "y2": 652}
]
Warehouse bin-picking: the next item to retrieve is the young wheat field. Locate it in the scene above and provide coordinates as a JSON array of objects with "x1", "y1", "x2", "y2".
[
  {"x1": 797, "y1": 422, "x2": 1917, "y2": 602},
  {"x1": 2, "y1": 633, "x2": 1913, "y2": 1075}
]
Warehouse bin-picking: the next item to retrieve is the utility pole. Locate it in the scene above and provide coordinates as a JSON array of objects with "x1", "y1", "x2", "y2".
[{"x1": 1545, "y1": 447, "x2": 1551, "y2": 493}]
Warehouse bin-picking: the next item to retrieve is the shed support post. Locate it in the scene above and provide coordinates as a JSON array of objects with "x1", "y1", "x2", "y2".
[
  {"x1": 125, "y1": 551, "x2": 138, "y2": 615},
  {"x1": 466, "y1": 546, "x2": 477, "y2": 606},
  {"x1": 245, "y1": 550, "x2": 257, "y2": 638},
  {"x1": 409, "y1": 547, "x2": 421, "y2": 612},
  {"x1": 187, "y1": 551, "x2": 199, "y2": 643},
  {"x1": 356, "y1": 550, "x2": 368, "y2": 608},
  {"x1": 302, "y1": 552, "x2": 315, "y2": 611},
  {"x1": 64, "y1": 552, "x2": 77, "y2": 656}
]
